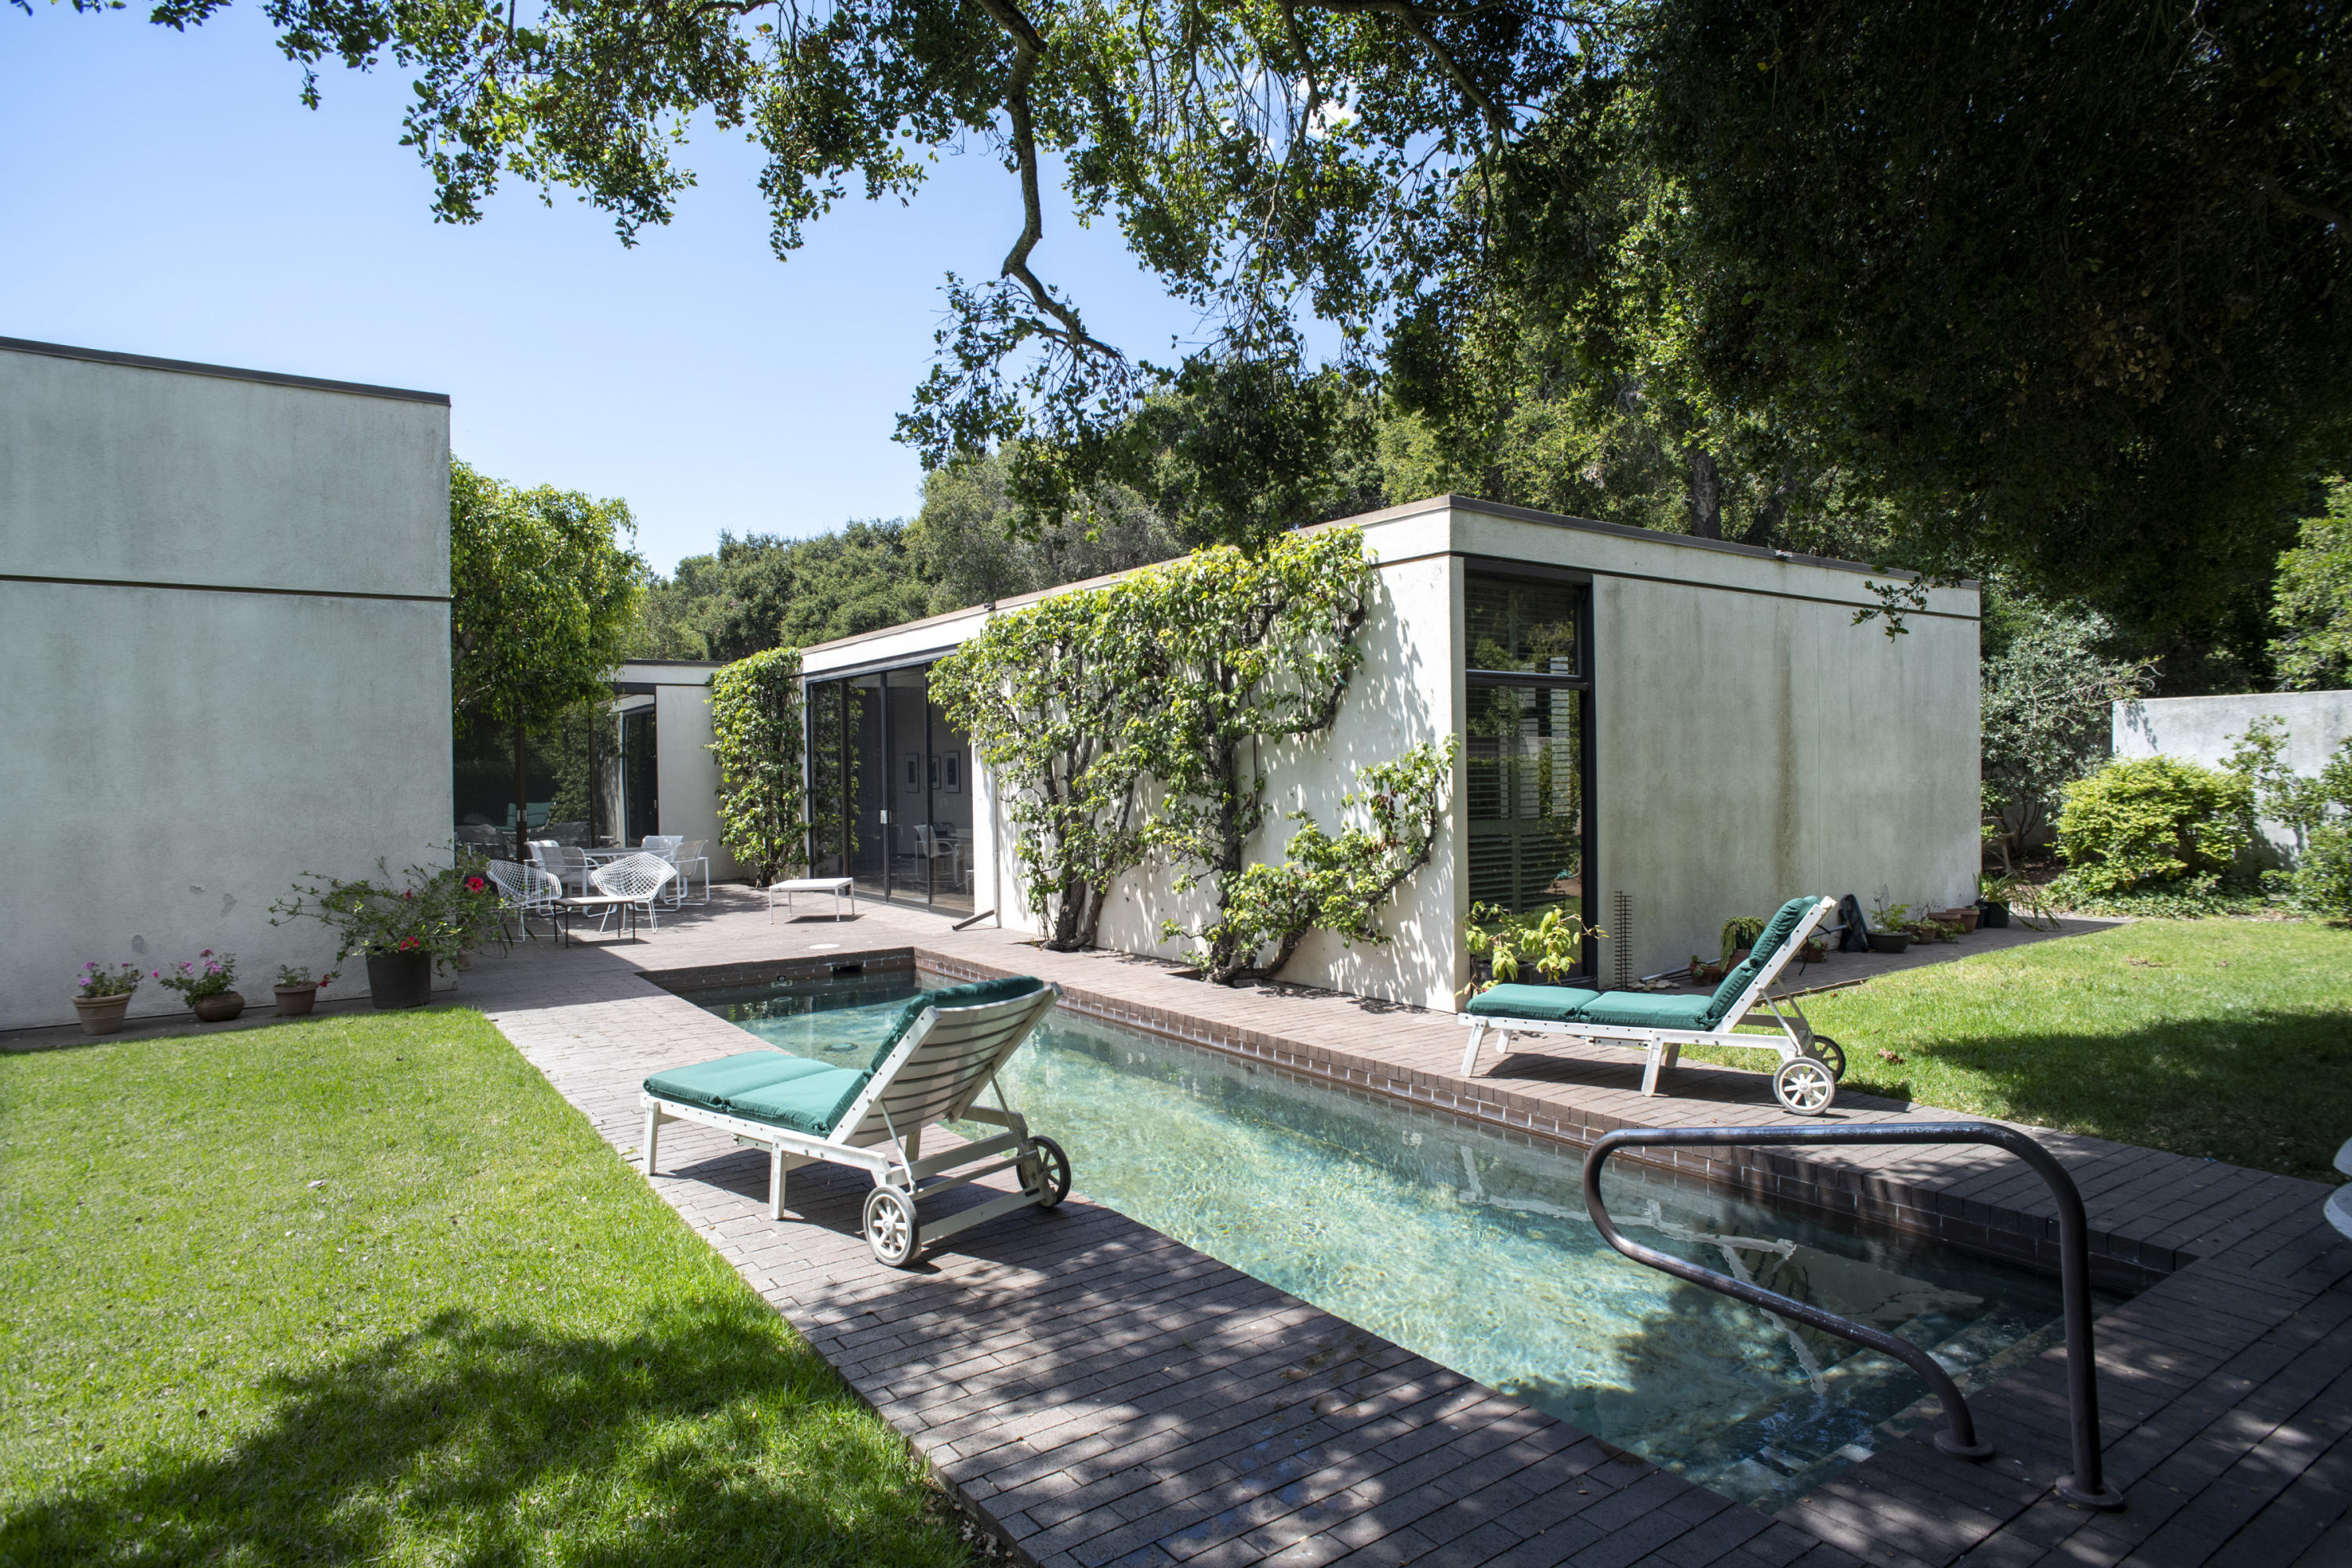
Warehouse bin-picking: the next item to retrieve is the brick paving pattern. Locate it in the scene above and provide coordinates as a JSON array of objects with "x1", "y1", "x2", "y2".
[{"x1": 44, "y1": 889, "x2": 2350, "y2": 1566}]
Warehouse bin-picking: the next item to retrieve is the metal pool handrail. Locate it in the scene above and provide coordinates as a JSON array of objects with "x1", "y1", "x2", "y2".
[{"x1": 1581, "y1": 1122, "x2": 2124, "y2": 1512}]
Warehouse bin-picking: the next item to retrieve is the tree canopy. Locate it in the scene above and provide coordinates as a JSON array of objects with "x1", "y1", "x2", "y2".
[
  {"x1": 448, "y1": 459, "x2": 644, "y2": 855},
  {"x1": 72, "y1": 0, "x2": 2352, "y2": 651}
]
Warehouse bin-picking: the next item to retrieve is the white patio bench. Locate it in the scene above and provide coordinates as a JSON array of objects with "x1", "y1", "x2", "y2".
[{"x1": 766, "y1": 876, "x2": 856, "y2": 921}]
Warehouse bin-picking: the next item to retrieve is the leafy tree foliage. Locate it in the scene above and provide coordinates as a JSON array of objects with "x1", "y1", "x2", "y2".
[
  {"x1": 2271, "y1": 480, "x2": 2352, "y2": 691},
  {"x1": 1979, "y1": 591, "x2": 2155, "y2": 872},
  {"x1": 708, "y1": 648, "x2": 808, "y2": 885},
  {"x1": 448, "y1": 459, "x2": 644, "y2": 862},
  {"x1": 907, "y1": 451, "x2": 1196, "y2": 615}
]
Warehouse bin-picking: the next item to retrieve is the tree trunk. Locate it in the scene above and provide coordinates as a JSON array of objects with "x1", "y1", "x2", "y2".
[
  {"x1": 586, "y1": 702, "x2": 601, "y2": 848},
  {"x1": 1686, "y1": 447, "x2": 1723, "y2": 540},
  {"x1": 514, "y1": 720, "x2": 530, "y2": 866}
]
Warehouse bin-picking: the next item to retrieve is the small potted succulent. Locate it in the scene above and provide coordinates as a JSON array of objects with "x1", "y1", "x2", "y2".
[
  {"x1": 72, "y1": 962, "x2": 143, "y2": 1036},
  {"x1": 273, "y1": 964, "x2": 339, "y2": 1018},
  {"x1": 157, "y1": 951, "x2": 245, "y2": 1022}
]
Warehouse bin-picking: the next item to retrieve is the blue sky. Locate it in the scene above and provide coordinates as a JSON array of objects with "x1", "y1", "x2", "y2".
[{"x1": 2, "y1": 5, "x2": 1196, "y2": 574}]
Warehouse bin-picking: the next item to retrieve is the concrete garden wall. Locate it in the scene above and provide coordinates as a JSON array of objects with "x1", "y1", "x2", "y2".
[
  {"x1": 0, "y1": 338, "x2": 452, "y2": 1029},
  {"x1": 2113, "y1": 689, "x2": 2352, "y2": 857}
]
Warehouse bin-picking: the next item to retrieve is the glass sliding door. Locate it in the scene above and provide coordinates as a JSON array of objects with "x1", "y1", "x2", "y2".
[
  {"x1": 801, "y1": 662, "x2": 977, "y2": 913},
  {"x1": 1464, "y1": 572, "x2": 1594, "y2": 974}
]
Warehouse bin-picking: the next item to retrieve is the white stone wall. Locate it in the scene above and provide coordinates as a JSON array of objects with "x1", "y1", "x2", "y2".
[{"x1": 1, "y1": 342, "x2": 452, "y2": 1029}]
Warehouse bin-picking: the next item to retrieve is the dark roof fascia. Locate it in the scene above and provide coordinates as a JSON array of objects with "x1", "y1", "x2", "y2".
[{"x1": 0, "y1": 335, "x2": 451, "y2": 407}]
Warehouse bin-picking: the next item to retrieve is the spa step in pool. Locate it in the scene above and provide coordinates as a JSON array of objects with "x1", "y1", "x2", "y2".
[{"x1": 677, "y1": 967, "x2": 2097, "y2": 1511}]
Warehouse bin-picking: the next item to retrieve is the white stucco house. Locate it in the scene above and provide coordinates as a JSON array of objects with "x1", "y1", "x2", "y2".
[
  {"x1": 2, "y1": 336, "x2": 453, "y2": 1029},
  {"x1": 795, "y1": 495, "x2": 1983, "y2": 1011}
]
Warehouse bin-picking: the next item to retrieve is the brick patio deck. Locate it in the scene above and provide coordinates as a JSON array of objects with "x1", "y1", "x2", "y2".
[{"x1": 44, "y1": 890, "x2": 2350, "y2": 1567}]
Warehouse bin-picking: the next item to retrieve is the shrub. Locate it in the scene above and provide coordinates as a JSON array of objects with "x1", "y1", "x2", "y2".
[
  {"x1": 707, "y1": 647, "x2": 808, "y2": 887},
  {"x1": 2051, "y1": 756, "x2": 2255, "y2": 902}
]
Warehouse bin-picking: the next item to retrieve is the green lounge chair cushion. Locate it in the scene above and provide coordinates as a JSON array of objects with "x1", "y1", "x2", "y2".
[
  {"x1": 724, "y1": 1064, "x2": 877, "y2": 1136},
  {"x1": 1466, "y1": 983, "x2": 1602, "y2": 1022},
  {"x1": 871, "y1": 975, "x2": 1048, "y2": 1070},
  {"x1": 643, "y1": 1051, "x2": 837, "y2": 1112},
  {"x1": 1569, "y1": 992, "x2": 1719, "y2": 1030},
  {"x1": 1700, "y1": 895, "x2": 1818, "y2": 1028}
]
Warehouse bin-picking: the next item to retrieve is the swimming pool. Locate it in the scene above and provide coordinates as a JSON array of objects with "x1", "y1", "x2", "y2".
[{"x1": 681, "y1": 967, "x2": 2079, "y2": 1510}]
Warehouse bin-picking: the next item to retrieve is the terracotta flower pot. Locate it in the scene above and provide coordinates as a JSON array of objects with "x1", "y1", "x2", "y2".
[
  {"x1": 191, "y1": 991, "x2": 246, "y2": 1022},
  {"x1": 1930, "y1": 906, "x2": 1980, "y2": 933},
  {"x1": 274, "y1": 985, "x2": 318, "y2": 1018},
  {"x1": 73, "y1": 993, "x2": 132, "y2": 1036}
]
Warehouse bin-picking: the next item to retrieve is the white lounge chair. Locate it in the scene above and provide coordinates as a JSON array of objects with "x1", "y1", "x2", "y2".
[
  {"x1": 639, "y1": 977, "x2": 1069, "y2": 1266},
  {"x1": 1458, "y1": 895, "x2": 1848, "y2": 1114}
]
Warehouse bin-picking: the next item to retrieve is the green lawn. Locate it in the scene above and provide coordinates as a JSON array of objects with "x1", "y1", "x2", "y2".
[
  {"x1": 0, "y1": 1008, "x2": 971, "y2": 1567},
  {"x1": 1690, "y1": 919, "x2": 2352, "y2": 1181}
]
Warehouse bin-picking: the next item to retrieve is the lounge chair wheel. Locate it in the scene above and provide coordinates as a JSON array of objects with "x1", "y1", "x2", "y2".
[
  {"x1": 863, "y1": 1186, "x2": 921, "y2": 1268},
  {"x1": 1773, "y1": 1055, "x2": 1838, "y2": 1116},
  {"x1": 1022, "y1": 1135, "x2": 1072, "y2": 1209},
  {"x1": 1811, "y1": 1036, "x2": 1847, "y2": 1081}
]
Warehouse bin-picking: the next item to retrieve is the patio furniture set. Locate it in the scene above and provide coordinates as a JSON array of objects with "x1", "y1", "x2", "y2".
[{"x1": 480, "y1": 836, "x2": 710, "y2": 944}]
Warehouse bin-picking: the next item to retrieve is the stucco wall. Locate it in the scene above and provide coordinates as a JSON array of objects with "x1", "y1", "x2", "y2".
[
  {"x1": 800, "y1": 496, "x2": 1982, "y2": 1011},
  {"x1": 2113, "y1": 689, "x2": 2352, "y2": 855},
  {"x1": 1, "y1": 341, "x2": 452, "y2": 1029}
]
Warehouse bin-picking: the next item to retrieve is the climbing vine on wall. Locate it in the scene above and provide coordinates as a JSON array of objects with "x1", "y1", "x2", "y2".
[
  {"x1": 1172, "y1": 739, "x2": 1457, "y2": 985},
  {"x1": 939, "y1": 525, "x2": 1447, "y2": 982},
  {"x1": 932, "y1": 586, "x2": 1152, "y2": 949},
  {"x1": 707, "y1": 647, "x2": 807, "y2": 887}
]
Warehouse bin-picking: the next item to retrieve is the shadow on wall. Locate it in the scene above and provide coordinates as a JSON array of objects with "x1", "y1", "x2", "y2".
[{"x1": 0, "y1": 1307, "x2": 955, "y2": 1567}]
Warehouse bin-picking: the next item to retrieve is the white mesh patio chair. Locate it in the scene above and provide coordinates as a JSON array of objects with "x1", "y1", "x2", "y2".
[
  {"x1": 483, "y1": 858, "x2": 561, "y2": 940},
  {"x1": 672, "y1": 839, "x2": 711, "y2": 906},
  {"x1": 641, "y1": 835, "x2": 688, "y2": 906},
  {"x1": 589, "y1": 851, "x2": 678, "y2": 936},
  {"x1": 913, "y1": 825, "x2": 963, "y2": 892}
]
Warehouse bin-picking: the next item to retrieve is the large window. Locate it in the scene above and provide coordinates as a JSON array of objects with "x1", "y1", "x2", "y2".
[
  {"x1": 1464, "y1": 572, "x2": 1593, "y2": 959},
  {"x1": 804, "y1": 664, "x2": 976, "y2": 913}
]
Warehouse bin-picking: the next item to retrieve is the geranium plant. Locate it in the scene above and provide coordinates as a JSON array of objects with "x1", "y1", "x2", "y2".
[
  {"x1": 270, "y1": 857, "x2": 506, "y2": 971},
  {"x1": 155, "y1": 951, "x2": 238, "y2": 1000},
  {"x1": 75, "y1": 962, "x2": 143, "y2": 1000},
  {"x1": 274, "y1": 964, "x2": 340, "y2": 989}
]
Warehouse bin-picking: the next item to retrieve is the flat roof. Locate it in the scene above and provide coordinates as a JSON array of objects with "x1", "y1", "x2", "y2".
[
  {"x1": 797, "y1": 492, "x2": 1963, "y2": 661},
  {"x1": 0, "y1": 334, "x2": 451, "y2": 407}
]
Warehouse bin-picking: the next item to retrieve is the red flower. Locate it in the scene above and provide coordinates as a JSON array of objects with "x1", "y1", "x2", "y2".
[{"x1": 466, "y1": 876, "x2": 486, "y2": 891}]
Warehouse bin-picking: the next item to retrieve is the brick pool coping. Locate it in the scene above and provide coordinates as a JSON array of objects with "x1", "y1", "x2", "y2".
[{"x1": 117, "y1": 891, "x2": 2352, "y2": 1566}]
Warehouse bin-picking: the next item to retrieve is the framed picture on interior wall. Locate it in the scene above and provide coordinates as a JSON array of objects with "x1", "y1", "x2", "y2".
[
  {"x1": 904, "y1": 752, "x2": 921, "y2": 793},
  {"x1": 945, "y1": 751, "x2": 962, "y2": 793}
]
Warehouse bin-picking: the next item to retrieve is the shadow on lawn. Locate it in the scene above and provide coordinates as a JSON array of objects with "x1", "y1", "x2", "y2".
[
  {"x1": 0, "y1": 1306, "x2": 956, "y2": 1568},
  {"x1": 1846, "y1": 1004, "x2": 2352, "y2": 1179}
]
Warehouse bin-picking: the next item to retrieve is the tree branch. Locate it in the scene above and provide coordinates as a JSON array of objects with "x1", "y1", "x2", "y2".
[{"x1": 971, "y1": 0, "x2": 1124, "y2": 358}]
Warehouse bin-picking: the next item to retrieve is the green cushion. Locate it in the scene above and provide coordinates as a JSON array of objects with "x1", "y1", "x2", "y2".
[
  {"x1": 1467, "y1": 983, "x2": 1602, "y2": 1022},
  {"x1": 724, "y1": 1064, "x2": 876, "y2": 1136},
  {"x1": 1700, "y1": 895, "x2": 1819, "y2": 1027},
  {"x1": 872, "y1": 976, "x2": 1049, "y2": 1071},
  {"x1": 643, "y1": 1051, "x2": 837, "y2": 1112},
  {"x1": 1569, "y1": 992, "x2": 1719, "y2": 1030}
]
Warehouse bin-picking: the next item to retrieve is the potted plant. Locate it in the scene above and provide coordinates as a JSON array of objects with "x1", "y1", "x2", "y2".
[
  {"x1": 72, "y1": 962, "x2": 143, "y2": 1036},
  {"x1": 1719, "y1": 916, "x2": 1767, "y2": 968},
  {"x1": 1689, "y1": 955, "x2": 1727, "y2": 985},
  {"x1": 1978, "y1": 874, "x2": 2016, "y2": 929},
  {"x1": 1867, "y1": 902, "x2": 1913, "y2": 954},
  {"x1": 1928, "y1": 905, "x2": 1981, "y2": 933},
  {"x1": 271, "y1": 858, "x2": 505, "y2": 1011},
  {"x1": 158, "y1": 951, "x2": 245, "y2": 1022},
  {"x1": 1462, "y1": 902, "x2": 1606, "y2": 996},
  {"x1": 1798, "y1": 937, "x2": 1828, "y2": 964},
  {"x1": 273, "y1": 964, "x2": 339, "y2": 1018}
]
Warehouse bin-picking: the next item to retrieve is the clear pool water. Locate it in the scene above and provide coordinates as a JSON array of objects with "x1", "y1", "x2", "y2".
[{"x1": 685, "y1": 968, "x2": 2077, "y2": 1510}]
